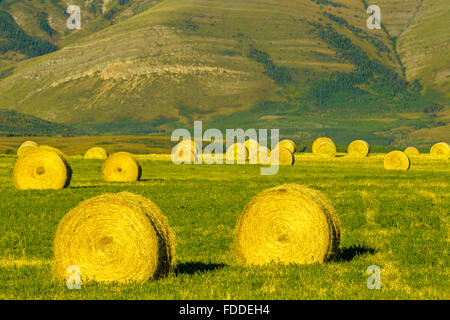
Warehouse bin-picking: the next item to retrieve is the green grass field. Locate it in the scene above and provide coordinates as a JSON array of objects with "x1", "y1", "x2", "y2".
[{"x1": 0, "y1": 153, "x2": 448, "y2": 299}]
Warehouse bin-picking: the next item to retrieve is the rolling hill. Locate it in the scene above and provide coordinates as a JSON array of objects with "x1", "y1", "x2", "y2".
[{"x1": 0, "y1": 0, "x2": 448, "y2": 145}]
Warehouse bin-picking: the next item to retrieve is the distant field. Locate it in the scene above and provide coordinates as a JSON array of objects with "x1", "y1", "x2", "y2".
[{"x1": 0, "y1": 153, "x2": 448, "y2": 299}]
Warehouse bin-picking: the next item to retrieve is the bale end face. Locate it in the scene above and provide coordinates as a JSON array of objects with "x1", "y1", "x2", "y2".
[
  {"x1": 430, "y1": 142, "x2": 450, "y2": 160},
  {"x1": 384, "y1": 151, "x2": 410, "y2": 171},
  {"x1": 102, "y1": 152, "x2": 142, "y2": 182},
  {"x1": 348, "y1": 140, "x2": 369, "y2": 158}
]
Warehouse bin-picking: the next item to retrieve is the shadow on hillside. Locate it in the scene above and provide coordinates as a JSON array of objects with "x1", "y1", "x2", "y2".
[
  {"x1": 334, "y1": 245, "x2": 376, "y2": 262},
  {"x1": 175, "y1": 262, "x2": 226, "y2": 275}
]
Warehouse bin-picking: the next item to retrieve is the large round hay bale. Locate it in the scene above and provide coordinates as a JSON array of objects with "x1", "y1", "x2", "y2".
[
  {"x1": 384, "y1": 151, "x2": 410, "y2": 171},
  {"x1": 347, "y1": 140, "x2": 369, "y2": 158},
  {"x1": 13, "y1": 147, "x2": 72, "y2": 190},
  {"x1": 226, "y1": 143, "x2": 249, "y2": 163},
  {"x1": 102, "y1": 152, "x2": 142, "y2": 182},
  {"x1": 430, "y1": 142, "x2": 450, "y2": 160},
  {"x1": 234, "y1": 184, "x2": 341, "y2": 266},
  {"x1": 53, "y1": 192, "x2": 175, "y2": 283},
  {"x1": 175, "y1": 139, "x2": 200, "y2": 155},
  {"x1": 277, "y1": 139, "x2": 296, "y2": 154},
  {"x1": 257, "y1": 146, "x2": 271, "y2": 165},
  {"x1": 39, "y1": 145, "x2": 70, "y2": 164},
  {"x1": 404, "y1": 147, "x2": 420, "y2": 157},
  {"x1": 17, "y1": 141, "x2": 38, "y2": 156},
  {"x1": 270, "y1": 147, "x2": 294, "y2": 166},
  {"x1": 84, "y1": 147, "x2": 108, "y2": 160},
  {"x1": 314, "y1": 141, "x2": 336, "y2": 158},
  {"x1": 312, "y1": 137, "x2": 333, "y2": 154}
]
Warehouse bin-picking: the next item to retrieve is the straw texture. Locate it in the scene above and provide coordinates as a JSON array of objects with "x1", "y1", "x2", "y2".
[
  {"x1": 17, "y1": 141, "x2": 38, "y2": 156},
  {"x1": 270, "y1": 147, "x2": 294, "y2": 166},
  {"x1": 84, "y1": 147, "x2": 109, "y2": 160},
  {"x1": 384, "y1": 151, "x2": 410, "y2": 171},
  {"x1": 430, "y1": 142, "x2": 450, "y2": 160},
  {"x1": 404, "y1": 147, "x2": 420, "y2": 157},
  {"x1": 102, "y1": 152, "x2": 142, "y2": 182},
  {"x1": 312, "y1": 137, "x2": 333, "y2": 154},
  {"x1": 277, "y1": 139, "x2": 296, "y2": 154},
  {"x1": 348, "y1": 140, "x2": 369, "y2": 157},
  {"x1": 314, "y1": 141, "x2": 336, "y2": 159}
]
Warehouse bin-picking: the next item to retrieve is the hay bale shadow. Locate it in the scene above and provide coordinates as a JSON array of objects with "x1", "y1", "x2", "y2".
[
  {"x1": 175, "y1": 262, "x2": 226, "y2": 275},
  {"x1": 334, "y1": 245, "x2": 376, "y2": 262}
]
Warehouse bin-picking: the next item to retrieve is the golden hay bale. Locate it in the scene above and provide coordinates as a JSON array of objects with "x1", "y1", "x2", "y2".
[
  {"x1": 312, "y1": 137, "x2": 333, "y2": 154},
  {"x1": 171, "y1": 148, "x2": 198, "y2": 164},
  {"x1": 314, "y1": 141, "x2": 336, "y2": 159},
  {"x1": 102, "y1": 152, "x2": 142, "y2": 182},
  {"x1": 226, "y1": 143, "x2": 249, "y2": 163},
  {"x1": 13, "y1": 147, "x2": 72, "y2": 190},
  {"x1": 234, "y1": 184, "x2": 341, "y2": 266},
  {"x1": 17, "y1": 141, "x2": 38, "y2": 156},
  {"x1": 404, "y1": 147, "x2": 420, "y2": 157},
  {"x1": 245, "y1": 139, "x2": 259, "y2": 153},
  {"x1": 277, "y1": 139, "x2": 296, "y2": 154},
  {"x1": 250, "y1": 146, "x2": 271, "y2": 165},
  {"x1": 430, "y1": 142, "x2": 450, "y2": 160},
  {"x1": 384, "y1": 151, "x2": 410, "y2": 171},
  {"x1": 39, "y1": 145, "x2": 70, "y2": 163},
  {"x1": 347, "y1": 140, "x2": 370, "y2": 158},
  {"x1": 84, "y1": 147, "x2": 109, "y2": 160},
  {"x1": 53, "y1": 192, "x2": 175, "y2": 283},
  {"x1": 175, "y1": 139, "x2": 200, "y2": 155},
  {"x1": 270, "y1": 146, "x2": 294, "y2": 166}
]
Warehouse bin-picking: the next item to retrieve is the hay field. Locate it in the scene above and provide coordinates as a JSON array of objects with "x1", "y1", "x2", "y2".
[{"x1": 0, "y1": 153, "x2": 448, "y2": 299}]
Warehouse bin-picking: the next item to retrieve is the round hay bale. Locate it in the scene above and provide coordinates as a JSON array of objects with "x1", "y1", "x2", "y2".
[
  {"x1": 226, "y1": 143, "x2": 249, "y2": 163},
  {"x1": 430, "y1": 142, "x2": 450, "y2": 160},
  {"x1": 270, "y1": 147, "x2": 294, "y2": 166},
  {"x1": 39, "y1": 145, "x2": 70, "y2": 164},
  {"x1": 404, "y1": 147, "x2": 420, "y2": 157},
  {"x1": 13, "y1": 147, "x2": 72, "y2": 190},
  {"x1": 312, "y1": 137, "x2": 333, "y2": 154},
  {"x1": 347, "y1": 140, "x2": 370, "y2": 158},
  {"x1": 171, "y1": 148, "x2": 198, "y2": 164},
  {"x1": 175, "y1": 139, "x2": 200, "y2": 155},
  {"x1": 84, "y1": 147, "x2": 108, "y2": 160},
  {"x1": 277, "y1": 139, "x2": 296, "y2": 154},
  {"x1": 102, "y1": 152, "x2": 142, "y2": 182},
  {"x1": 314, "y1": 141, "x2": 336, "y2": 159},
  {"x1": 384, "y1": 151, "x2": 410, "y2": 171},
  {"x1": 17, "y1": 141, "x2": 38, "y2": 156},
  {"x1": 234, "y1": 184, "x2": 341, "y2": 266},
  {"x1": 249, "y1": 146, "x2": 271, "y2": 165},
  {"x1": 245, "y1": 139, "x2": 259, "y2": 154},
  {"x1": 53, "y1": 192, "x2": 175, "y2": 283}
]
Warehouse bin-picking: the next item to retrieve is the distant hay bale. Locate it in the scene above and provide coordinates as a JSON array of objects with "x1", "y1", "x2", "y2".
[
  {"x1": 102, "y1": 152, "x2": 142, "y2": 182},
  {"x1": 53, "y1": 192, "x2": 175, "y2": 283},
  {"x1": 84, "y1": 147, "x2": 108, "y2": 160},
  {"x1": 226, "y1": 143, "x2": 249, "y2": 163},
  {"x1": 404, "y1": 147, "x2": 420, "y2": 157},
  {"x1": 270, "y1": 147, "x2": 294, "y2": 166},
  {"x1": 234, "y1": 184, "x2": 341, "y2": 266},
  {"x1": 312, "y1": 137, "x2": 333, "y2": 154},
  {"x1": 245, "y1": 139, "x2": 259, "y2": 154},
  {"x1": 384, "y1": 151, "x2": 410, "y2": 171},
  {"x1": 175, "y1": 139, "x2": 200, "y2": 155},
  {"x1": 13, "y1": 147, "x2": 72, "y2": 190},
  {"x1": 171, "y1": 148, "x2": 198, "y2": 164},
  {"x1": 17, "y1": 140, "x2": 38, "y2": 156},
  {"x1": 249, "y1": 146, "x2": 271, "y2": 165},
  {"x1": 277, "y1": 139, "x2": 296, "y2": 154},
  {"x1": 430, "y1": 142, "x2": 450, "y2": 160},
  {"x1": 314, "y1": 141, "x2": 336, "y2": 159},
  {"x1": 348, "y1": 140, "x2": 370, "y2": 158}
]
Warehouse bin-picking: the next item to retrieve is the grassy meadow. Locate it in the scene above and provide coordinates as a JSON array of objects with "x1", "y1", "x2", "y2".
[{"x1": 0, "y1": 152, "x2": 448, "y2": 299}]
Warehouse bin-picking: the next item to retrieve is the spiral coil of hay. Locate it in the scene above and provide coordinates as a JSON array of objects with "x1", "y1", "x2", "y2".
[
  {"x1": 270, "y1": 147, "x2": 294, "y2": 166},
  {"x1": 226, "y1": 143, "x2": 249, "y2": 163},
  {"x1": 430, "y1": 142, "x2": 450, "y2": 160},
  {"x1": 17, "y1": 140, "x2": 38, "y2": 156},
  {"x1": 277, "y1": 139, "x2": 296, "y2": 154},
  {"x1": 234, "y1": 184, "x2": 341, "y2": 266},
  {"x1": 384, "y1": 151, "x2": 410, "y2": 171},
  {"x1": 314, "y1": 141, "x2": 336, "y2": 159},
  {"x1": 102, "y1": 152, "x2": 142, "y2": 182},
  {"x1": 347, "y1": 140, "x2": 369, "y2": 158},
  {"x1": 312, "y1": 137, "x2": 333, "y2": 154},
  {"x1": 53, "y1": 192, "x2": 175, "y2": 283},
  {"x1": 13, "y1": 147, "x2": 72, "y2": 190},
  {"x1": 404, "y1": 147, "x2": 420, "y2": 157},
  {"x1": 84, "y1": 147, "x2": 109, "y2": 160}
]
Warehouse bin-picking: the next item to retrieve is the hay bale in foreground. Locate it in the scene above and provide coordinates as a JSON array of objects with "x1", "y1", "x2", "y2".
[
  {"x1": 39, "y1": 145, "x2": 70, "y2": 164},
  {"x1": 404, "y1": 147, "x2": 420, "y2": 157},
  {"x1": 226, "y1": 143, "x2": 249, "y2": 163},
  {"x1": 13, "y1": 147, "x2": 72, "y2": 190},
  {"x1": 102, "y1": 152, "x2": 142, "y2": 182},
  {"x1": 53, "y1": 192, "x2": 175, "y2": 283},
  {"x1": 347, "y1": 140, "x2": 369, "y2": 158},
  {"x1": 430, "y1": 142, "x2": 450, "y2": 160},
  {"x1": 84, "y1": 147, "x2": 108, "y2": 160},
  {"x1": 234, "y1": 184, "x2": 341, "y2": 266},
  {"x1": 277, "y1": 139, "x2": 296, "y2": 154},
  {"x1": 270, "y1": 147, "x2": 294, "y2": 166},
  {"x1": 384, "y1": 151, "x2": 410, "y2": 171},
  {"x1": 314, "y1": 140, "x2": 336, "y2": 159},
  {"x1": 17, "y1": 140, "x2": 38, "y2": 156},
  {"x1": 312, "y1": 137, "x2": 333, "y2": 154}
]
